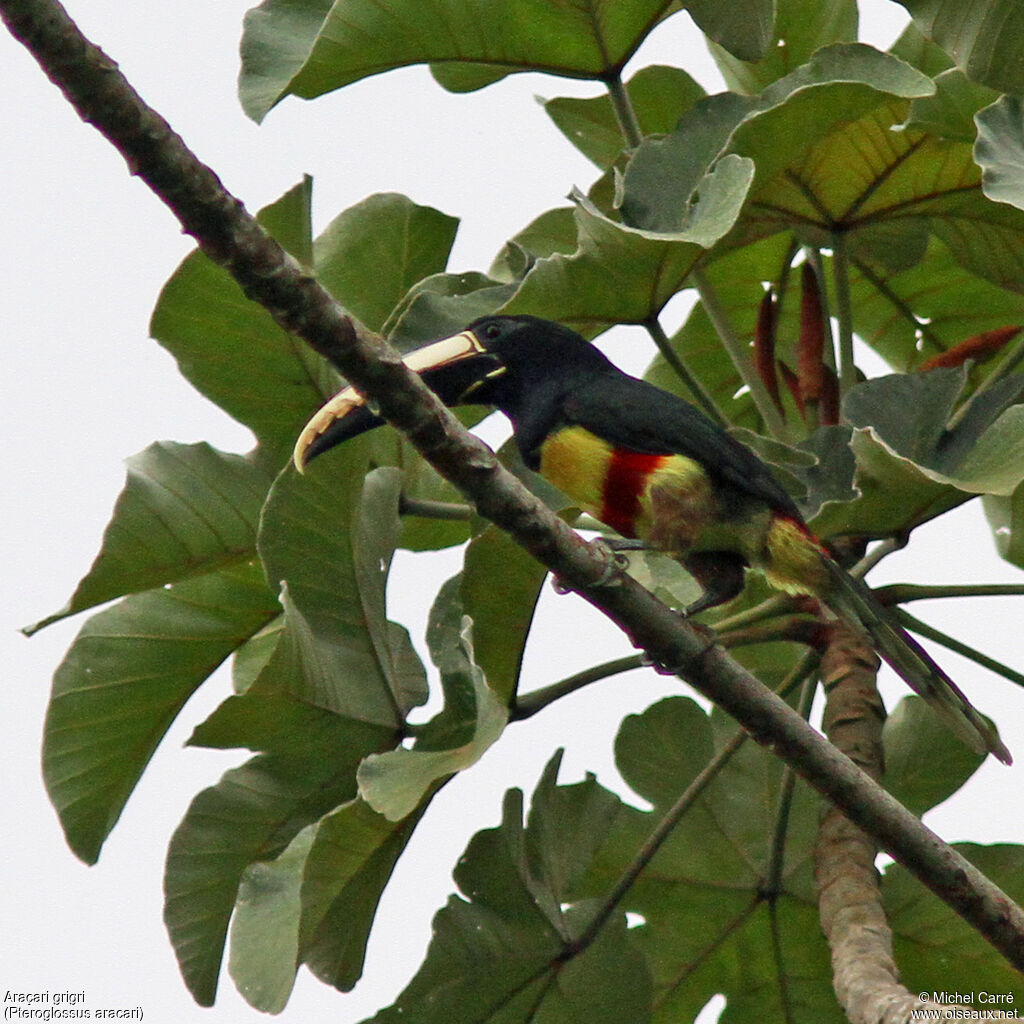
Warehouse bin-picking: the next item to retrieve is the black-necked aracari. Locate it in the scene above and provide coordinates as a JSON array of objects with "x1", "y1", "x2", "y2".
[{"x1": 293, "y1": 314, "x2": 1010, "y2": 764}]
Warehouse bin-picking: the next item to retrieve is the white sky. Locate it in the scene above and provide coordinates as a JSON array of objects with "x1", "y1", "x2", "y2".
[{"x1": 2, "y1": 2, "x2": 1021, "y2": 1021}]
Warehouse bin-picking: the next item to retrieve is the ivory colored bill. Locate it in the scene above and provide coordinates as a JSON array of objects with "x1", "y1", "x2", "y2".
[{"x1": 292, "y1": 330, "x2": 484, "y2": 472}]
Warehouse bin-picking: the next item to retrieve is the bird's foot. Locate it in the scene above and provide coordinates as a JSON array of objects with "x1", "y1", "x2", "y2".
[{"x1": 550, "y1": 537, "x2": 631, "y2": 595}]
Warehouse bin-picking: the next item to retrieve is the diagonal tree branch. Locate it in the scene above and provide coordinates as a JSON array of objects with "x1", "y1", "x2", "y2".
[{"x1": 5, "y1": 0, "x2": 1024, "y2": 973}]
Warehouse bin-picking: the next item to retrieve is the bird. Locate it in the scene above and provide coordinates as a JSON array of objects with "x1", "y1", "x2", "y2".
[{"x1": 293, "y1": 314, "x2": 1010, "y2": 764}]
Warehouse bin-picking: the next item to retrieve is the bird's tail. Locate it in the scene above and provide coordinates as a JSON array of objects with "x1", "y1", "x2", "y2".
[{"x1": 820, "y1": 556, "x2": 1011, "y2": 765}]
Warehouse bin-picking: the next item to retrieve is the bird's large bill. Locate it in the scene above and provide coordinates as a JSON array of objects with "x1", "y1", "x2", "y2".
[{"x1": 292, "y1": 329, "x2": 486, "y2": 472}]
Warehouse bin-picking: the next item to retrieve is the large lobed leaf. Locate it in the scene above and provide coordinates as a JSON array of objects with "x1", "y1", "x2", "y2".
[
  {"x1": 894, "y1": 0, "x2": 1024, "y2": 95},
  {"x1": 239, "y1": 0, "x2": 681, "y2": 121},
  {"x1": 358, "y1": 694, "x2": 995, "y2": 1022},
  {"x1": 362, "y1": 754, "x2": 651, "y2": 1024},
  {"x1": 505, "y1": 156, "x2": 754, "y2": 331},
  {"x1": 165, "y1": 721, "x2": 394, "y2": 1006}
]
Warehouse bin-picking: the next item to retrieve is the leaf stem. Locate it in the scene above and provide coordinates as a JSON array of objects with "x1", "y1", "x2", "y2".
[
  {"x1": 877, "y1": 582, "x2": 1024, "y2": 604},
  {"x1": 710, "y1": 593, "x2": 795, "y2": 633},
  {"x1": 644, "y1": 316, "x2": 727, "y2": 427},
  {"x1": 398, "y1": 495, "x2": 473, "y2": 520},
  {"x1": 762, "y1": 668, "x2": 818, "y2": 897},
  {"x1": 692, "y1": 267, "x2": 788, "y2": 438},
  {"x1": 510, "y1": 655, "x2": 645, "y2": 720},
  {"x1": 604, "y1": 72, "x2": 644, "y2": 150},
  {"x1": 568, "y1": 651, "x2": 819, "y2": 958},
  {"x1": 831, "y1": 233, "x2": 856, "y2": 394},
  {"x1": 848, "y1": 534, "x2": 908, "y2": 579},
  {"x1": 945, "y1": 328, "x2": 1024, "y2": 433},
  {"x1": 895, "y1": 608, "x2": 1024, "y2": 689}
]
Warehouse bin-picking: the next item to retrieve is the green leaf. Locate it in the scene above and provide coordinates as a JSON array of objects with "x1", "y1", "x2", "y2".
[
  {"x1": 314, "y1": 192, "x2": 459, "y2": 333},
  {"x1": 300, "y1": 797, "x2": 426, "y2": 991},
  {"x1": 258, "y1": 460, "x2": 427, "y2": 723},
  {"x1": 894, "y1": 0, "x2": 1024, "y2": 94},
  {"x1": 43, "y1": 561, "x2": 279, "y2": 865},
  {"x1": 363, "y1": 755, "x2": 651, "y2": 1024},
  {"x1": 722, "y1": 41, "x2": 936, "y2": 190},
  {"x1": 151, "y1": 185, "x2": 461, "y2": 460},
  {"x1": 884, "y1": 843, "x2": 1024, "y2": 998},
  {"x1": 843, "y1": 369, "x2": 1024, "y2": 497},
  {"x1": 27, "y1": 443, "x2": 272, "y2": 633},
  {"x1": 489, "y1": 206, "x2": 579, "y2": 283},
  {"x1": 902, "y1": 68, "x2": 997, "y2": 144},
  {"x1": 460, "y1": 524, "x2": 547, "y2": 704},
  {"x1": 575, "y1": 698, "x2": 836, "y2": 1020},
  {"x1": 150, "y1": 180, "x2": 338, "y2": 458},
  {"x1": 226, "y1": 792, "x2": 429, "y2": 1009},
  {"x1": 976, "y1": 96, "x2": 1024, "y2": 213},
  {"x1": 984, "y1": 484, "x2": 1024, "y2": 569},
  {"x1": 543, "y1": 65, "x2": 705, "y2": 169},
  {"x1": 811, "y1": 427, "x2": 956, "y2": 539},
  {"x1": 889, "y1": 18, "x2": 955, "y2": 79},
  {"x1": 642, "y1": 233, "x2": 799, "y2": 428},
  {"x1": 357, "y1": 620, "x2": 508, "y2": 821},
  {"x1": 686, "y1": 0, "x2": 775, "y2": 63},
  {"x1": 231, "y1": 616, "x2": 284, "y2": 694},
  {"x1": 239, "y1": 0, "x2": 679, "y2": 120},
  {"x1": 507, "y1": 156, "x2": 754, "y2": 330},
  {"x1": 229, "y1": 825, "x2": 316, "y2": 1013},
  {"x1": 789, "y1": 428, "x2": 857, "y2": 524},
  {"x1": 164, "y1": 711, "x2": 392, "y2": 1007},
  {"x1": 386, "y1": 271, "x2": 516, "y2": 346},
  {"x1": 708, "y1": 0, "x2": 858, "y2": 94},
  {"x1": 882, "y1": 696, "x2": 985, "y2": 816},
  {"x1": 658, "y1": 44, "x2": 1024, "y2": 306},
  {"x1": 844, "y1": 237, "x2": 1024, "y2": 372}
]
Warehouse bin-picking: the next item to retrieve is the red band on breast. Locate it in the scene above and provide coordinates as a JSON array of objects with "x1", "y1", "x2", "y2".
[{"x1": 600, "y1": 449, "x2": 666, "y2": 537}]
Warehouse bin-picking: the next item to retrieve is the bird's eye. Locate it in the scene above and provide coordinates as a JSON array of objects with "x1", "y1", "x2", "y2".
[{"x1": 483, "y1": 322, "x2": 502, "y2": 340}]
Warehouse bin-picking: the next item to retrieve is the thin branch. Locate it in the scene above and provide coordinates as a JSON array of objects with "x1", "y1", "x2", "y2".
[
  {"x1": 848, "y1": 535, "x2": 908, "y2": 579},
  {"x1": 718, "y1": 616, "x2": 822, "y2": 650},
  {"x1": 7, "y1": 0, "x2": 1024, "y2": 972}
]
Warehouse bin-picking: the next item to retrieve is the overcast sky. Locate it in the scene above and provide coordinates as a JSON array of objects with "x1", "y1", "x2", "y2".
[{"x1": 3, "y1": 2, "x2": 1021, "y2": 1021}]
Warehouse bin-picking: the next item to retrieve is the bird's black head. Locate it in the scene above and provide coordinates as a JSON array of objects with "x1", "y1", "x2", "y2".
[
  {"x1": 455, "y1": 315, "x2": 612, "y2": 417},
  {"x1": 293, "y1": 314, "x2": 611, "y2": 471}
]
